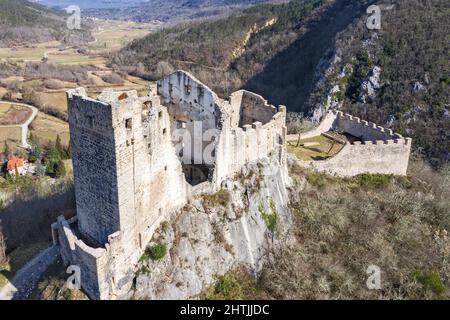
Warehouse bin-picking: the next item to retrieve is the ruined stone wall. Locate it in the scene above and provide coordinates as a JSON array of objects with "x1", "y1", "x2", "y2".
[
  {"x1": 54, "y1": 216, "x2": 105, "y2": 299},
  {"x1": 140, "y1": 103, "x2": 188, "y2": 246},
  {"x1": 336, "y1": 112, "x2": 399, "y2": 141},
  {"x1": 238, "y1": 91, "x2": 278, "y2": 126},
  {"x1": 228, "y1": 90, "x2": 278, "y2": 127},
  {"x1": 54, "y1": 216, "x2": 140, "y2": 300},
  {"x1": 158, "y1": 71, "x2": 223, "y2": 166},
  {"x1": 60, "y1": 71, "x2": 289, "y2": 300},
  {"x1": 214, "y1": 107, "x2": 287, "y2": 184},
  {"x1": 64, "y1": 87, "x2": 191, "y2": 299},
  {"x1": 300, "y1": 138, "x2": 412, "y2": 176},
  {"x1": 297, "y1": 111, "x2": 337, "y2": 140}
]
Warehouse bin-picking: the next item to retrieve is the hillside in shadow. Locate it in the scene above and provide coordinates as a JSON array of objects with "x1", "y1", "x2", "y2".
[{"x1": 244, "y1": 0, "x2": 372, "y2": 113}]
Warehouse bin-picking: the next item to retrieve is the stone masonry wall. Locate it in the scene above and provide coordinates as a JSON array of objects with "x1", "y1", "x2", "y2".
[
  {"x1": 301, "y1": 138, "x2": 412, "y2": 176},
  {"x1": 296, "y1": 111, "x2": 412, "y2": 176},
  {"x1": 58, "y1": 71, "x2": 288, "y2": 300},
  {"x1": 228, "y1": 90, "x2": 278, "y2": 127},
  {"x1": 67, "y1": 88, "x2": 120, "y2": 246},
  {"x1": 336, "y1": 112, "x2": 400, "y2": 141}
]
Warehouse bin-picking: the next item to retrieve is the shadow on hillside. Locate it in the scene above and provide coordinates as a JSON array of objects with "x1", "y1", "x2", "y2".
[
  {"x1": 0, "y1": 183, "x2": 75, "y2": 252},
  {"x1": 244, "y1": 0, "x2": 372, "y2": 113}
]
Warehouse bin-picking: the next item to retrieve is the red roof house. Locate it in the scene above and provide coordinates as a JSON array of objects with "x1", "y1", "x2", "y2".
[{"x1": 7, "y1": 156, "x2": 25, "y2": 173}]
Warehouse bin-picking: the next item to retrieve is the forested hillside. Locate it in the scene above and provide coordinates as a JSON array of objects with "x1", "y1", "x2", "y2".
[
  {"x1": 308, "y1": 0, "x2": 449, "y2": 167},
  {"x1": 112, "y1": 0, "x2": 449, "y2": 168},
  {"x1": 110, "y1": 0, "x2": 332, "y2": 96},
  {"x1": 0, "y1": 0, "x2": 92, "y2": 47}
]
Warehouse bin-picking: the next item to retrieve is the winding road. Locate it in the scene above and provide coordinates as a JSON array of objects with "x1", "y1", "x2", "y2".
[{"x1": 0, "y1": 101, "x2": 38, "y2": 149}]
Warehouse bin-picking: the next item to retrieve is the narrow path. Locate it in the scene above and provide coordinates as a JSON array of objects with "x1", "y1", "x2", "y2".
[
  {"x1": 0, "y1": 245, "x2": 60, "y2": 300},
  {"x1": 0, "y1": 101, "x2": 38, "y2": 148}
]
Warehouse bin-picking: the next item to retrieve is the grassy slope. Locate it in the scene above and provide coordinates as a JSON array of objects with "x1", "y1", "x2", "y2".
[{"x1": 203, "y1": 160, "x2": 450, "y2": 300}]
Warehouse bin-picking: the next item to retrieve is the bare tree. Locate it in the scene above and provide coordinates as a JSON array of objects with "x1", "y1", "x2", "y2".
[
  {"x1": 286, "y1": 112, "x2": 313, "y2": 147},
  {"x1": 0, "y1": 220, "x2": 8, "y2": 267}
]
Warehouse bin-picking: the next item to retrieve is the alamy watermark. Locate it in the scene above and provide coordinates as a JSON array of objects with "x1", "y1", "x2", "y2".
[
  {"x1": 366, "y1": 5, "x2": 381, "y2": 30},
  {"x1": 66, "y1": 5, "x2": 81, "y2": 30},
  {"x1": 66, "y1": 265, "x2": 81, "y2": 290},
  {"x1": 366, "y1": 264, "x2": 381, "y2": 290}
]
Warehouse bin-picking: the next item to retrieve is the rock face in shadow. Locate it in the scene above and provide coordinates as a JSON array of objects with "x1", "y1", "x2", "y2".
[
  {"x1": 245, "y1": 0, "x2": 370, "y2": 113},
  {"x1": 0, "y1": 179, "x2": 75, "y2": 251},
  {"x1": 131, "y1": 158, "x2": 294, "y2": 300}
]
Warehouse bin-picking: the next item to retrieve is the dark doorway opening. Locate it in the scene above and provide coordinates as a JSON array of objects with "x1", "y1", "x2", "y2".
[{"x1": 182, "y1": 164, "x2": 212, "y2": 186}]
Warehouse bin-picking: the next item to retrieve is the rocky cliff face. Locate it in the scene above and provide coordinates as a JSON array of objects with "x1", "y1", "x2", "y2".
[
  {"x1": 309, "y1": 52, "x2": 349, "y2": 123},
  {"x1": 129, "y1": 157, "x2": 294, "y2": 300}
]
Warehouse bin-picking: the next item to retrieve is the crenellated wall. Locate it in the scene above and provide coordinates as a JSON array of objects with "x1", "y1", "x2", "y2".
[
  {"x1": 296, "y1": 111, "x2": 412, "y2": 176},
  {"x1": 214, "y1": 104, "x2": 287, "y2": 185},
  {"x1": 300, "y1": 138, "x2": 412, "y2": 176},
  {"x1": 335, "y1": 112, "x2": 400, "y2": 141},
  {"x1": 228, "y1": 90, "x2": 278, "y2": 127}
]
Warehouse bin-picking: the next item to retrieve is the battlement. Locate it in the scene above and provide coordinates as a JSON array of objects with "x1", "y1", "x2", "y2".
[
  {"x1": 350, "y1": 137, "x2": 412, "y2": 146},
  {"x1": 296, "y1": 110, "x2": 412, "y2": 177},
  {"x1": 333, "y1": 111, "x2": 398, "y2": 142}
]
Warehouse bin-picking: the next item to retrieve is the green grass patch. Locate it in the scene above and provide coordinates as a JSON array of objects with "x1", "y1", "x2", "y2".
[
  {"x1": 411, "y1": 271, "x2": 447, "y2": 299},
  {"x1": 140, "y1": 243, "x2": 167, "y2": 262},
  {"x1": 201, "y1": 267, "x2": 270, "y2": 300},
  {"x1": 287, "y1": 134, "x2": 344, "y2": 161},
  {"x1": 258, "y1": 199, "x2": 279, "y2": 233},
  {"x1": 356, "y1": 173, "x2": 392, "y2": 189}
]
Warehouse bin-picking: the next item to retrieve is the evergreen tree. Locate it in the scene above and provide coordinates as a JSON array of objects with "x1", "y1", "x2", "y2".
[
  {"x1": 3, "y1": 141, "x2": 10, "y2": 157},
  {"x1": 35, "y1": 159, "x2": 46, "y2": 176},
  {"x1": 55, "y1": 160, "x2": 66, "y2": 178},
  {"x1": 56, "y1": 134, "x2": 64, "y2": 158},
  {"x1": 45, "y1": 142, "x2": 60, "y2": 174},
  {"x1": 46, "y1": 141, "x2": 60, "y2": 161},
  {"x1": 33, "y1": 143, "x2": 43, "y2": 161}
]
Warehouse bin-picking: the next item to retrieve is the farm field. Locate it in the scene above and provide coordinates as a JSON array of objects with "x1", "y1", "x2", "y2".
[
  {"x1": 29, "y1": 112, "x2": 70, "y2": 146},
  {"x1": 0, "y1": 19, "x2": 156, "y2": 149},
  {"x1": 89, "y1": 20, "x2": 159, "y2": 52},
  {"x1": 0, "y1": 20, "x2": 157, "y2": 65},
  {"x1": 0, "y1": 103, "x2": 32, "y2": 126},
  {"x1": 0, "y1": 126, "x2": 21, "y2": 145}
]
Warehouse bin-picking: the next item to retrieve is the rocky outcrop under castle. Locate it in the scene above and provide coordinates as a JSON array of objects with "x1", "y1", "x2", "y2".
[{"x1": 130, "y1": 158, "x2": 293, "y2": 300}]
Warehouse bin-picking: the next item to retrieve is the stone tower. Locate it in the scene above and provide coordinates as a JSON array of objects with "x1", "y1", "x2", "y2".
[{"x1": 67, "y1": 88, "x2": 149, "y2": 247}]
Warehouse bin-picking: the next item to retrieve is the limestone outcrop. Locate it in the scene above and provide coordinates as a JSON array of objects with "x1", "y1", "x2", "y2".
[{"x1": 131, "y1": 156, "x2": 293, "y2": 300}]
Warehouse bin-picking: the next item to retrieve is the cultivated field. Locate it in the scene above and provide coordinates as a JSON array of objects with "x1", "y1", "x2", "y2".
[
  {"x1": 0, "y1": 20, "x2": 157, "y2": 65},
  {"x1": 0, "y1": 19, "x2": 156, "y2": 148},
  {"x1": 29, "y1": 112, "x2": 70, "y2": 146},
  {"x1": 0, "y1": 103, "x2": 32, "y2": 126},
  {"x1": 0, "y1": 126, "x2": 21, "y2": 144},
  {"x1": 89, "y1": 20, "x2": 159, "y2": 52}
]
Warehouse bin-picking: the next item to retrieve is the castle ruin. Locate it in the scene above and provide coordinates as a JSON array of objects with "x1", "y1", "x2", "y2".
[
  {"x1": 294, "y1": 111, "x2": 412, "y2": 176},
  {"x1": 52, "y1": 70, "x2": 411, "y2": 300},
  {"x1": 52, "y1": 71, "x2": 288, "y2": 299}
]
